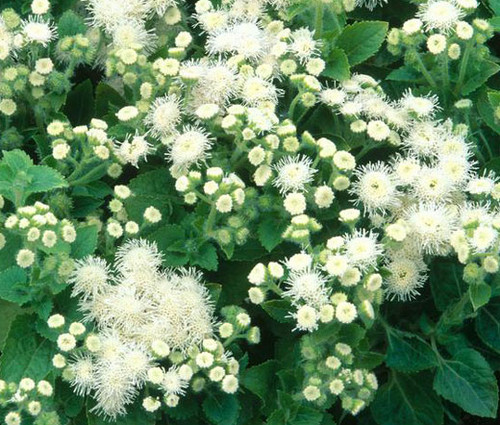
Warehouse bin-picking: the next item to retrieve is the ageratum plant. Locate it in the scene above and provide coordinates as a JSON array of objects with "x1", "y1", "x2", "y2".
[{"x1": 0, "y1": 0, "x2": 499, "y2": 425}]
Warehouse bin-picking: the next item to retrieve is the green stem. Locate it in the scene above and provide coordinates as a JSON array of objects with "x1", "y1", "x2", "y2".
[
  {"x1": 288, "y1": 92, "x2": 301, "y2": 120},
  {"x1": 441, "y1": 51, "x2": 450, "y2": 106},
  {"x1": 414, "y1": 51, "x2": 437, "y2": 88},
  {"x1": 68, "y1": 162, "x2": 109, "y2": 186},
  {"x1": 204, "y1": 204, "x2": 217, "y2": 236},
  {"x1": 454, "y1": 40, "x2": 473, "y2": 96},
  {"x1": 314, "y1": 1, "x2": 324, "y2": 39}
]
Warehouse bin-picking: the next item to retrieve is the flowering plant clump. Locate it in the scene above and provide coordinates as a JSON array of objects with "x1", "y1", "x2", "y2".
[{"x1": 0, "y1": 0, "x2": 499, "y2": 424}]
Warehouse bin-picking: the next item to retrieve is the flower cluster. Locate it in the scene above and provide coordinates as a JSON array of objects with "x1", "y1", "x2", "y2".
[
  {"x1": 52, "y1": 239, "x2": 244, "y2": 418},
  {"x1": 2, "y1": 201, "x2": 76, "y2": 271},
  {"x1": 0, "y1": 377, "x2": 55, "y2": 425}
]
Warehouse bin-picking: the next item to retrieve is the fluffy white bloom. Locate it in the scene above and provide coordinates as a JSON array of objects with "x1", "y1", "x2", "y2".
[
  {"x1": 335, "y1": 301, "x2": 357, "y2": 323},
  {"x1": 273, "y1": 155, "x2": 316, "y2": 194},
  {"x1": 69, "y1": 257, "x2": 111, "y2": 301},
  {"x1": 344, "y1": 230, "x2": 382, "y2": 271},
  {"x1": 145, "y1": 95, "x2": 182, "y2": 138},
  {"x1": 116, "y1": 134, "x2": 151, "y2": 167},
  {"x1": 206, "y1": 22, "x2": 270, "y2": 60},
  {"x1": 283, "y1": 268, "x2": 330, "y2": 308},
  {"x1": 22, "y1": 16, "x2": 55, "y2": 46},
  {"x1": 417, "y1": 0, "x2": 464, "y2": 32},
  {"x1": 351, "y1": 162, "x2": 400, "y2": 214},
  {"x1": 384, "y1": 256, "x2": 427, "y2": 301},
  {"x1": 167, "y1": 126, "x2": 212, "y2": 172},
  {"x1": 405, "y1": 203, "x2": 457, "y2": 255},
  {"x1": 294, "y1": 305, "x2": 319, "y2": 331},
  {"x1": 289, "y1": 28, "x2": 319, "y2": 64}
]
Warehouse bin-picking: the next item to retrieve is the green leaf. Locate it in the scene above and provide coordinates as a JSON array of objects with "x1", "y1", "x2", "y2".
[
  {"x1": 0, "y1": 233, "x2": 21, "y2": 272},
  {"x1": 0, "y1": 266, "x2": 31, "y2": 305},
  {"x1": 323, "y1": 48, "x2": 350, "y2": 81},
  {"x1": 58, "y1": 10, "x2": 86, "y2": 36},
  {"x1": 488, "y1": 0, "x2": 500, "y2": 16},
  {"x1": 71, "y1": 225, "x2": 99, "y2": 259},
  {"x1": 371, "y1": 372, "x2": 443, "y2": 425},
  {"x1": 336, "y1": 21, "x2": 388, "y2": 66},
  {"x1": 478, "y1": 90, "x2": 500, "y2": 135},
  {"x1": 64, "y1": 79, "x2": 95, "y2": 125},
  {"x1": 95, "y1": 83, "x2": 127, "y2": 117},
  {"x1": 147, "y1": 224, "x2": 189, "y2": 266},
  {"x1": 476, "y1": 298, "x2": 500, "y2": 353},
  {"x1": 461, "y1": 60, "x2": 500, "y2": 96},
  {"x1": 469, "y1": 283, "x2": 491, "y2": 311},
  {"x1": 386, "y1": 66, "x2": 420, "y2": 82},
  {"x1": 261, "y1": 299, "x2": 293, "y2": 323},
  {"x1": 433, "y1": 349, "x2": 498, "y2": 418},
  {"x1": 430, "y1": 260, "x2": 465, "y2": 311},
  {"x1": 242, "y1": 360, "x2": 280, "y2": 404},
  {"x1": 0, "y1": 314, "x2": 55, "y2": 381},
  {"x1": 203, "y1": 393, "x2": 240, "y2": 425},
  {"x1": 0, "y1": 300, "x2": 23, "y2": 351},
  {"x1": 0, "y1": 150, "x2": 67, "y2": 206},
  {"x1": 258, "y1": 216, "x2": 287, "y2": 252},
  {"x1": 191, "y1": 242, "x2": 218, "y2": 271},
  {"x1": 385, "y1": 329, "x2": 438, "y2": 372},
  {"x1": 291, "y1": 406, "x2": 323, "y2": 425},
  {"x1": 124, "y1": 169, "x2": 174, "y2": 222}
]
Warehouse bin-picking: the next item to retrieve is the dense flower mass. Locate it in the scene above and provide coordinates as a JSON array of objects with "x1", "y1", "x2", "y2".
[{"x1": 0, "y1": 0, "x2": 499, "y2": 424}]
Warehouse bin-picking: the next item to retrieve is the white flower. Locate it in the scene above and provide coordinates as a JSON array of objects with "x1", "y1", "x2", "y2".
[
  {"x1": 116, "y1": 134, "x2": 151, "y2": 167},
  {"x1": 286, "y1": 252, "x2": 313, "y2": 271},
  {"x1": 402, "y1": 18, "x2": 423, "y2": 35},
  {"x1": 241, "y1": 76, "x2": 279, "y2": 106},
  {"x1": 273, "y1": 155, "x2": 316, "y2": 194},
  {"x1": 37, "y1": 380, "x2": 53, "y2": 396},
  {"x1": 167, "y1": 126, "x2": 212, "y2": 172},
  {"x1": 221, "y1": 374, "x2": 239, "y2": 394},
  {"x1": 367, "y1": 120, "x2": 390, "y2": 141},
  {"x1": 162, "y1": 367, "x2": 188, "y2": 395},
  {"x1": 405, "y1": 203, "x2": 457, "y2": 255},
  {"x1": 144, "y1": 206, "x2": 162, "y2": 223},
  {"x1": 47, "y1": 314, "x2": 65, "y2": 328},
  {"x1": 427, "y1": 34, "x2": 447, "y2": 54},
  {"x1": 472, "y1": 225, "x2": 497, "y2": 252},
  {"x1": 303, "y1": 385, "x2": 321, "y2": 401},
  {"x1": 384, "y1": 256, "x2": 427, "y2": 301},
  {"x1": 401, "y1": 91, "x2": 439, "y2": 117},
  {"x1": 335, "y1": 301, "x2": 357, "y2": 323},
  {"x1": 143, "y1": 396, "x2": 161, "y2": 412},
  {"x1": 325, "y1": 255, "x2": 348, "y2": 277},
  {"x1": 351, "y1": 162, "x2": 399, "y2": 214},
  {"x1": 111, "y1": 20, "x2": 156, "y2": 52},
  {"x1": 206, "y1": 22, "x2": 269, "y2": 60},
  {"x1": 145, "y1": 95, "x2": 182, "y2": 138},
  {"x1": 69, "y1": 256, "x2": 110, "y2": 301},
  {"x1": 284, "y1": 192, "x2": 307, "y2": 215},
  {"x1": 289, "y1": 28, "x2": 319, "y2": 63},
  {"x1": 248, "y1": 263, "x2": 266, "y2": 285},
  {"x1": 417, "y1": 0, "x2": 464, "y2": 32},
  {"x1": 294, "y1": 305, "x2": 319, "y2": 331},
  {"x1": 314, "y1": 186, "x2": 334, "y2": 208},
  {"x1": 196, "y1": 352, "x2": 214, "y2": 368},
  {"x1": 283, "y1": 268, "x2": 330, "y2": 308},
  {"x1": 16, "y1": 249, "x2": 35, "y2": 268},
  {"x1": 22, "y1": 16, "x2": 55, "y2": 46},
  {"x1": 116, "y1": 106, "x2": 139, "y2": 122},
  {"x1": 248, "y1": 287, "x2": 265, "y2": 304},
  {"x1": 216, "y1": 194, "x2": 233, "y2": 213},
  {"x1": 58, "y1": 333, "x2": 76, "y2": 351},
  {"x1": 333, "y1": 151, "x2": 356, "y2": 170},
  {"x1": 320, "y1": 88, "x2": 346, "y2": 106}
]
